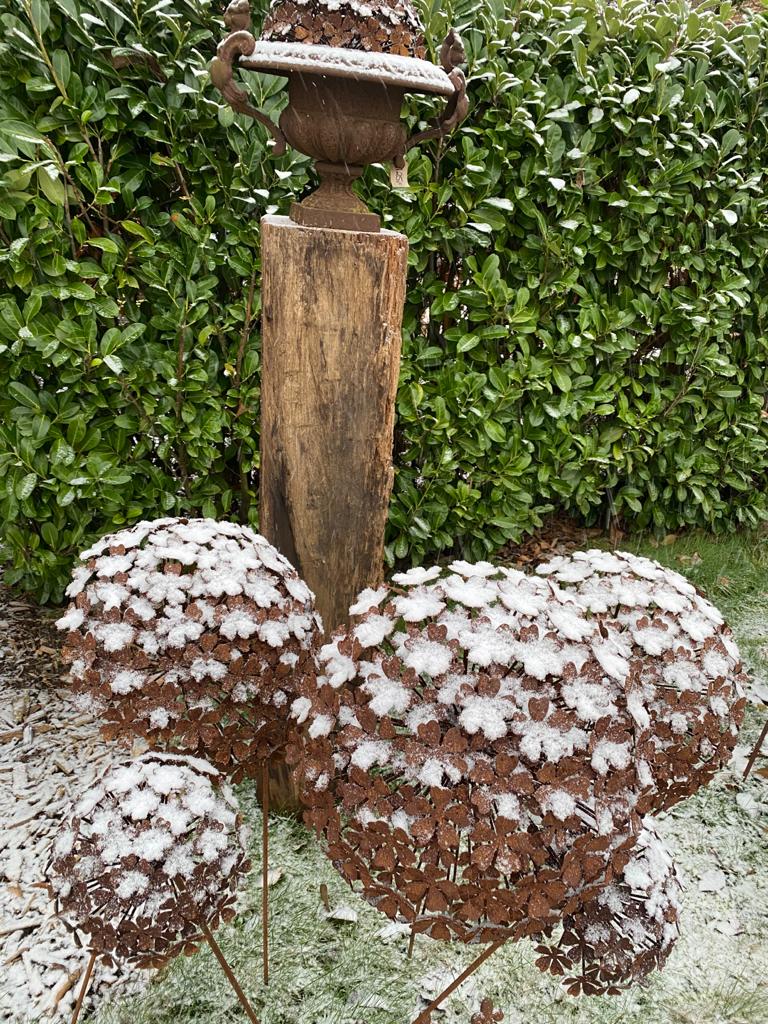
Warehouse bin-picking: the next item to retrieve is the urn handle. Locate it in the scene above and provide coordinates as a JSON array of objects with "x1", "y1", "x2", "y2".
[
  {"x1": 210, "y1": 1, "x2": 287, "y2": 156},
  {"x1": 400, "y1": 29, "x2": 470, "y2": 161}
]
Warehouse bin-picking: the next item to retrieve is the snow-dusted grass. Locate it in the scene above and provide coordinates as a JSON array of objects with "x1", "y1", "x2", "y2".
[{"x1": 91, "y1": 532, "x2": 768, "y2": 1024}]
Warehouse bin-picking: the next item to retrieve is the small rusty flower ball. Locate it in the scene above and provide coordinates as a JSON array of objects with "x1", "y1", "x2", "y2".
[
  {"x1": 47, "y1": 752, "x2": 250, "y2": 968},
  {"x1": 535, "y1": 820, "x2": 681, "y2": 995},
  {"x1": 290, "y1": 559, "x2": 651, "y2": 944},
  {"x1": 534, "y1": 550, "x2": 747, "y2": 809},
  {"x1": 57, "y1": 517, "x2": 321, "y2": 781}
]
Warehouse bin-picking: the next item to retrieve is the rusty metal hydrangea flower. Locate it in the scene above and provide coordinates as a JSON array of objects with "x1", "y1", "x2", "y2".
[
  {"x1": 262, "y1": 0, "x2": 428, "y2": 58},
  {"x1": 56, "y1": 517, "x2": 321, "y2": 782},
  {"x1": 534, "y1": 550, "x2": 747, "y2": 809},
  {"x1": 289, "y1": 551, "x2": 744, "y2": 991},
  {"x1": 47, "y1": 752, "x2": 250, "y2": 968},
  {"x1": 535, "y1": 821, "x2": 681, "y2": 995}
]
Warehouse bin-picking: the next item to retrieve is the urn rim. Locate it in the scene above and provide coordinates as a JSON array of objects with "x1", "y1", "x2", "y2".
[{"x1": 238, "y1": 40, "x2": 455, "y2": 96}]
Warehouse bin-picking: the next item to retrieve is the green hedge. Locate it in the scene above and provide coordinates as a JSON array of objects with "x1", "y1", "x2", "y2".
[{"x1": 1, "y1": 0, "x2": 767, "y2": 602}]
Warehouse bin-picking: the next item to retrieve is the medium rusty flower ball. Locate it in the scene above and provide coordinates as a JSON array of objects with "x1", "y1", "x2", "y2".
[
  {"x1": 57, "y1": 517, "x2": 321, "y2": 782},
  {"x1": 534, "y1": 549, "x2": 747, "y2": 809},
  {"x1": 534, "y1": 820, "x2": 681, "y2": 995},
  {"x1": 290, "y1": 559, "x2": 651, "y2": 944},
  {"x1": 47, "y1": 752, "x2": 250, "y2": 968}
]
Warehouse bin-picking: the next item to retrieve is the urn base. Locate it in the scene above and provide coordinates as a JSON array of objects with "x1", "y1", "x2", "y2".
[{"x1": 290, "y1": 161, "x2": 380, "y2": 233}]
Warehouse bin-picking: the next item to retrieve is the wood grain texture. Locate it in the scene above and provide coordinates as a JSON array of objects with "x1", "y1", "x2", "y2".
[{"x1": 259, "y1": 215, "x2": 408, "y2": 637}]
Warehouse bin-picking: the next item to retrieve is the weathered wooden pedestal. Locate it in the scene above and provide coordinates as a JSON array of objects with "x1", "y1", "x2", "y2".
[{"x1": 259, "y1": 214, "x2": 408, "y2": 808}]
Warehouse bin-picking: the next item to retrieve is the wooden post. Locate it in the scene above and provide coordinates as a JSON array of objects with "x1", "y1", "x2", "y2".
[
  {"x1": 259, "y1": 215, "x2": 408, "y2": 636},
  {"x1": 258, "y1": 215, "x2": 407, "y2": 812}
]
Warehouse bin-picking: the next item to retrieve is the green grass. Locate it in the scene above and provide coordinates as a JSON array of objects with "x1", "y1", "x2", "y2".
[{"x1": 92, "y1": 530, "x2": 768, "y2": 1024}]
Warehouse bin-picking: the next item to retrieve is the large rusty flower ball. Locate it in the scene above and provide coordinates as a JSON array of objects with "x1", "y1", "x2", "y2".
[
  {"x1": 47, "y1": 752, "x2": 250, "y2": 967},
  {"x1": 290, "y1": 560, "x2": 648, "y2": 944},
  {"x1": 534, "y1": 549, "x2": 747, "y2": 808},
  {"x1": 289, "y1": 553, "x2": 744, "y2": 951},
  {"x1": 535, "y1": 820, "x2": 681, "y2": 995},
  {"x1": 56, "y1": 517, "x2": 321, "y2": 781}
]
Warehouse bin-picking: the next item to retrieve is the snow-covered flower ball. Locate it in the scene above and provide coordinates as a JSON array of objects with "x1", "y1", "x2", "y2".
[
  {"x1": 57, "y1": 517, "x2": 322, "y2": 782},
  {"x1": 47, "y1": 752, "x2": 250, "y2": 967},
  {"x1": 534, "y1": 820, "x2": 681, "y2": 994},
  {"x1": 289, "y1": 553, "x2": 744, "y2": 952},
  {"x1": 289, "y1": 560, "x2": 652, "y2": 944},
  {"x1": 534, "y1": 550, "x2": 747, "y2": 808}
]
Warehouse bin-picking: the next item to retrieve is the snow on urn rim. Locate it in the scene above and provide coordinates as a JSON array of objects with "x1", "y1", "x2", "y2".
[
  {"x1": 239, "y1": 41, "x2": 455, "y2": 94},
  {"x1": 288, "y1": 550, "x2": 745, "y2": 990}
]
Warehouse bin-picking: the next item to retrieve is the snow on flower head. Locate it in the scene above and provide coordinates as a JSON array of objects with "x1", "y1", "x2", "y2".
[
  {"x1": 47, "y1": 752, "x2": 249, "y2": 967},
  {"x1": 448, "y1": 559, "x2": 500, "y2": 578},
  {"x1": 57, "y1": 517, "x2": 321, "y2": 780},
  {"x1": 538, "y1": 819, "x2": 681, "y2": 993},
  {"x1": 349, "y1": 585, "x2": 388, "y2": 615},
  {"x1": 391, "y1": 565, "x2": 442, "y2": 586},
  {"x1": 288, "y1": 551, "x2": 744, "y2": 956},
  {"x1": 543, "y1": 552, "x2": 745, "y2": 797}
]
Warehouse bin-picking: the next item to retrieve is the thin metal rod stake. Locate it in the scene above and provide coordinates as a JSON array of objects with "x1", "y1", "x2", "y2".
[
  {"x1": 71, "y1": 951, "x2": 97, "y2": 1024},
  {"x1": 743, "y1": 717, "x2": 768, "y2": 780},
  {"x1": 410, "y1": 938, "x2": 507, "y2": 1024},
  {"x1": 408, "y1": 894, "x2": 428, "y2": 959},
  {"x1": 262, "y1": 759, "x2": 270, "y2": 986},
  {"x1": 200, "y1": 917, "x2": 261, "y2": 1024}
]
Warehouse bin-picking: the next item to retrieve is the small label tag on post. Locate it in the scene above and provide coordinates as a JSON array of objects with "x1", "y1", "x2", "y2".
[{"x1": 390, "y1": 160, "x2": 409, "y2": 189}]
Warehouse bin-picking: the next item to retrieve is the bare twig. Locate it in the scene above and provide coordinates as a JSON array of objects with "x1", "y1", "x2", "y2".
[
  {"x1": 235, "y1": 269, "x2": 258, "y2": 521},
  {"x1": 174, "y1": 324, "x2": 191, "y2": 497},
  {"x1": 173, "y1": 162, "x2": 192, "y2": 201},
  {"x1": 49, "y1": 965, "x2": 83, "y2": 1016},
  {"x1": 235, "y1": 270, "x2": 257, "y2": 395}
]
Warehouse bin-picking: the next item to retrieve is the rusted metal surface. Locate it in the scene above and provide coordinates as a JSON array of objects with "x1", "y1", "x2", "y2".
[
  {"x1": 262, "y1": 0, "x2": 427, "y2": 56},
  {"x1": 56, "y1": 517, "x2": 321, "y2": 785},
  {"x1": 404, "y1": 30, "x2": 470, "y2": 154},
  {"x1": 211, "y1": 0, "x2": 469, "y2": 232},
  {"x1": 70, "y1": 952, "x2": 96, "y2": 1024},
  {"x1": 280, "y1": 74, "x2": 407, "y2": 232},
  {"x1": 46, "y1": 753, "x2": 250, "y2": 969},
  {"x1": 471, "y1": 998, "x2": 505, "y2": 1024},
  {"x1": 288, "y1": 552, "x2": 746, "y2": 994},
  {"x1": 412, "y1": 942, "x2": 507, "y2": 1024},
  {"x1": 742, "y1": 716, "x2": 768, "y2": 780},
  {"x1": 533, "y1": 821, "x2": 681, "y2": 995},
  {"x1": 198, "y1": 916, "x2": 262, "y2": 1024},
  {"x1": 261, "y1": 761, "x2": 270, "y2": 986},
  {"x1": 209, "y1": 2, "x2": 287, "y2": 154}
]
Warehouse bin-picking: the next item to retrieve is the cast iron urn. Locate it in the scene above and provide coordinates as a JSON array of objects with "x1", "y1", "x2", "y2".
[{"x1": 211, "y1": 0, "x2": 469, "y2": 231}]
